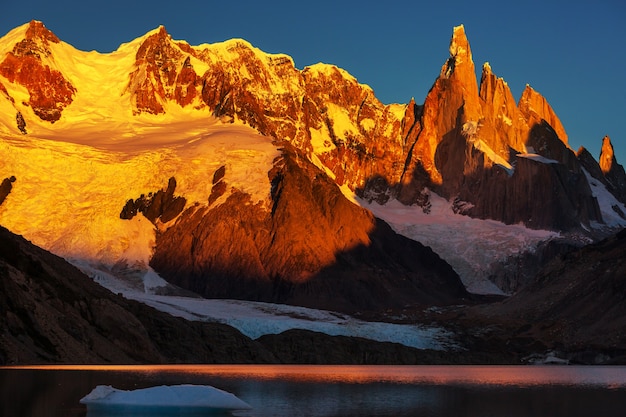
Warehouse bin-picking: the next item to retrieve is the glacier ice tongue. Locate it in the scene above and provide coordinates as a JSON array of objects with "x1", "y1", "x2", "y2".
[{"x1": 361, "y1": 194, "x2": 559, "y2": 295}]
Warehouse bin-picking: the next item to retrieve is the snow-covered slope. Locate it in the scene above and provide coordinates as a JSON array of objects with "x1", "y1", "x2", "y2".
[
  {"x1": 1, "y1": 21, "x2": 626, "y2": 354},
  {"x1": 0, "y1": 117, "x2": 278, "y2": 265},
  {"x1": 584, "y1": 168, "x2": 626, "y2": 229},
  {"x1": 75, "y1": 260, "x2": 457, "y2": 350},
  {"x1": 362, "y1": 193, "x2": 560, "y2": 294}
]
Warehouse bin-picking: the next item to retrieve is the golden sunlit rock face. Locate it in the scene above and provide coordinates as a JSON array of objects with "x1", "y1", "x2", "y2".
[
  {"x1": 150, "y1": 144, "x2": 467, "y2": 312},
  {"x1": 390, "y1": 25, "x2": 603, "y2": 230},
  {"x1": 0, "y1": 21, "x2": 618, "y2": 232},
  {"x1": 478, "y1": 63, "x2": 527, "y2": 159},
  {"x1": 0, "y1": 20, "x2": 623, "y2": 315},
  {"x1": 518, "y1": 84, "x2": 569, "y2": 145},
  {"x1": 411, "y1": 25, "x2": 482, "y2": 186},
  {"x1": 599, "y1": 136, "x2": 626, "y2": 203},
  {"x1": 128, "y1": 26, "x2": 200, "y2": 114},
  {"x1": 600, "y1": 135, "x2": 618, "y2": 174}
]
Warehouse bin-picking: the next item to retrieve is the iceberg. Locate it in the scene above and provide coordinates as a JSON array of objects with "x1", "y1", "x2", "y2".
[{"x1": 80, "y1": 384, "x2": 251, "y2": 414}]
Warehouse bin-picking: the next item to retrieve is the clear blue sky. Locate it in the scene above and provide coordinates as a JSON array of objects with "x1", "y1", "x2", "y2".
[{"x1": 1, "y1": 0, "x2": 625, "y2": 163}]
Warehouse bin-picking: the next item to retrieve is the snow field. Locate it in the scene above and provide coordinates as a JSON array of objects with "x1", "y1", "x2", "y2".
[
  {"x1": 362, "y1": 193, "x2": 560, "y2": 295},
  {"x1": 73, "y1": 261, "x2": 458, "y2": 351},
  {"x1": 137, "y1": 295, "x2": 458, "y2": 350},
  {"x1": 0, "y1": 119, "x2": 278, "y2": 264},
  {"x1": 583, "y1": 168, "x2": 626, "y2": 229}
]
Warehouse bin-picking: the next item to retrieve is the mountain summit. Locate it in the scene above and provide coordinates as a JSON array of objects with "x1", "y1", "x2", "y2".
[
  {"x1": 0, "y1": 21, "x2": 75, "y2": 123},
  {"x1": 0, "y1": 21, "x2": 624, "y2": 307}
]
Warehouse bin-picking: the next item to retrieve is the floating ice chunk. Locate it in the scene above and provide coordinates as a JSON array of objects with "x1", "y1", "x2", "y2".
[{"x1": 80, "y1": 384, "x2": 251, "y2": 413}]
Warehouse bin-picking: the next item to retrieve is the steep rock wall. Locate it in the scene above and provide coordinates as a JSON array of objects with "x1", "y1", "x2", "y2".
[{"x1": 150, "y1": 144, "x2": 468, "y2": 312}]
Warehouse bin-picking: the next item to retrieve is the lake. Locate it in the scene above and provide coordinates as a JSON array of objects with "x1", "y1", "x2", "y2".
[{"x1": 1, "y1": 365, "x2": 626, "y2": 416}]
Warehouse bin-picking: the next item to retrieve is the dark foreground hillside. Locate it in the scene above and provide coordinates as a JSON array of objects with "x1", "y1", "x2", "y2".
[
  {"x1": 0, "y1": 225, "x2": 276, "y2": 364},
  {"x1": 0, "y1": 225, "x2": 460, "y2": 365},
  {"x1": 2, "y1": 222, "x2": 625, "y2": 365},
  {"x1": 461, "y1": 229, "x2": 626, "y2": 364}
]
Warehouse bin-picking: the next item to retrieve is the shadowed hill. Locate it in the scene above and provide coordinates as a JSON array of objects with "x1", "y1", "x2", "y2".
[
  {"x1": 0, "y1": 225, "x2": 277, "y2": 365},
  {"x1": 150, "y1": 143, "x2": 469, "y2": 313},
  {"x1": 466, "y1": 229, "x2": 626, "y2": 363}
]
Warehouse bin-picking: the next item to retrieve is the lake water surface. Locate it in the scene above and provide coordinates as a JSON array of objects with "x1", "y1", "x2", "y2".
[{"x1": 1, "y1": 365, "x2": 626, "y2": 416}]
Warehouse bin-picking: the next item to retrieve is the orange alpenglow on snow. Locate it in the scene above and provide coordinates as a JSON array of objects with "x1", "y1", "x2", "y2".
[{"x1": 0, "y1": 21, "x2": 624, "y2": 310}]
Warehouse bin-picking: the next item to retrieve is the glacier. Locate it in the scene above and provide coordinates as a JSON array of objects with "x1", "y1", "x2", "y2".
[
  {"x1": 75, "y1": 260, "x2": 458, "y2": 351},
  {"x1": 361, "y1": 193, "x2": 560, "y2": 295}
]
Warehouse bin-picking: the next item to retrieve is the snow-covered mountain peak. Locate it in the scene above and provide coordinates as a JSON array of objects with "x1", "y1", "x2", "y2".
[
  {"x1": 0, "y1": 22, "x2": 624, "y2": 306},
  {"x1": 0, "y1": 20, "x2": 59, "y2": 56}
]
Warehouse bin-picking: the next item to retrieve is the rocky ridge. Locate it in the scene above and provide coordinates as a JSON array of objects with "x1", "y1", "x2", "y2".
[
  {"x1": 0, "y1": 224, "x2": 460, "y2": 365},
  {"x1": 2, "y1": 21, "x2": 623, "y2": 233},
  {"x1": 150, "y1": 143, "x2": 468, "y2": 312},
  {"x1": 0, "y1": 21, "x2": 625, "y2": 364},
  {"x1": 0, "y1": 21, "x2": 625, "y2": 314}
]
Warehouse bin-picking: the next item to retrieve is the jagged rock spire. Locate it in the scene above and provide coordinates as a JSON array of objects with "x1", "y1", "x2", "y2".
[
  {"x1": 399, "y1": 25, "x2": 482, "y2": 197},
  {"x1": 599, "y1": 136, "x2": 626, "y2": 203},
  {"x1": 448, "y1": 25, "x2": 472, "y2": 65},
  {"x1": 478, "y1": 61, "x2": 528, "y2": 158},
  {"x1": 441, "y1": 25, "x2": 481, "y2": 117},
  {"x1": 600, "y1": 135, "x2": 617, "y2": 174},
  {"x1": 518, "y1": 84, "x2": 569, "y2": 146}
]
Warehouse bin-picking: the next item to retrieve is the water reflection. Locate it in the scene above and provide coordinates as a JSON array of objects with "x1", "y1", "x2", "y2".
[
  {"x1": 10, "y1": 364, "x2": 626, "y2": 387},
  {"x1": 2, "y1": 365, "x2": 626, "y2": 417}
]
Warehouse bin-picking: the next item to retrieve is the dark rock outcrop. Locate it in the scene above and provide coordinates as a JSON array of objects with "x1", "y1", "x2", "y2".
[
  {"x1": 151, "y1": 143, "x2": 468, "y2": 313},
  {"x1": 485, "y1": 238, "x2": 580, "y2": 294},
  {"x1": 15, "y1": 112, "x2": 26, "y2": 134},
  {"x1": 0, "y1": 225, "x2": 276, "y2": 365},
  {"x1": 257, "y1": 329, "x2": 454, "y2": 365},
  {"x1": 578, "y1": 146, "x2": 610, "y2": 188},
  {"x1": 208, "y1": 165, "x2": 227, "y2": 205},
  {"x1": 120, "y1": 177, "x2": 186, "y2": 224},
  {"x1": 0, "y1": 176, "x2": 15, "y2": 206},
  {"x1": 457, "y1": 140, "x2": 602, "y2": 231}
]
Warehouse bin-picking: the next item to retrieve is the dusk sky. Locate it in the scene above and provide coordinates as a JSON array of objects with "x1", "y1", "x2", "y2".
[{"x1": 1, "y1": 0, "x2": 624, "y2": 162}]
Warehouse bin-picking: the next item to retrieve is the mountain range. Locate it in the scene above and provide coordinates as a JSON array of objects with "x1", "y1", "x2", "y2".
[{"x1": 0, "y1": 21, "x2": 625, "y2": 364}]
